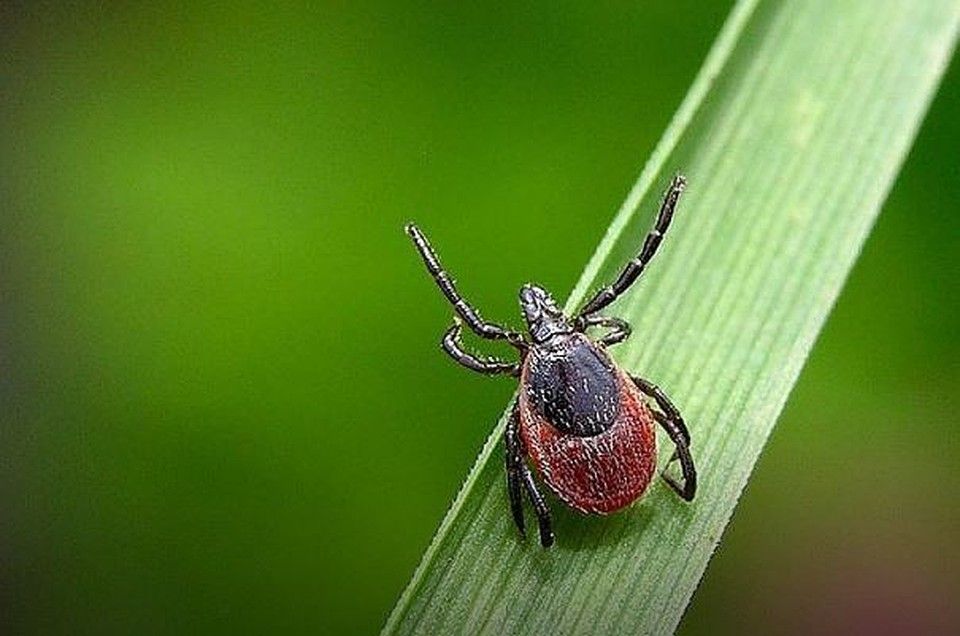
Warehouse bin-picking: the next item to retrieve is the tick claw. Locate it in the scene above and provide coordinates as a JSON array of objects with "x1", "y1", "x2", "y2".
[{"x1": 540, "y1": 531, "x2": 555, "y2": 548}]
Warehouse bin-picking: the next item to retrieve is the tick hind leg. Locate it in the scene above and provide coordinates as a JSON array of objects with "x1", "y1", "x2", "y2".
[
  {"x1": 631, "y1": 375, "x2": 696, "y2": 501},
  {"x1": 505, "y1": 403, "x2": 554, "y2": 547}
]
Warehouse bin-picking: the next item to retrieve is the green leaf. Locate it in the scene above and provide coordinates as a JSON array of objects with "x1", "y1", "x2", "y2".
[{"x1": 384, "y1": 1, "x2": 960, "y2": 634}]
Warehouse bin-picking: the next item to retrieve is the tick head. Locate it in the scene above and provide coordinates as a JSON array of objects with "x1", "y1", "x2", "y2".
[{"x1": 520, "y1": 284, "x2": 570, "y2": 343}]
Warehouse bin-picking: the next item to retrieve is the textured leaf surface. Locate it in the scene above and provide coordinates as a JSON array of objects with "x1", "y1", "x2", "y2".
[{"x1": 384, "y1": 1, "x2": 960, "y2": 634}]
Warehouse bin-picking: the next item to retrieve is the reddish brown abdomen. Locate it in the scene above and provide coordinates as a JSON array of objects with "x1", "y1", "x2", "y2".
[{"x1": 519, "y1": 368, "x2": 657, "y2": 515}]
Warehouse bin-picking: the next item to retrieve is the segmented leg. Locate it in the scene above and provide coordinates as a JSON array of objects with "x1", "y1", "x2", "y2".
[
  {"x1": 632, "y1": 375, "x2": 690, "y2": 445},
  {"x1": 631, "y1": 375, "x2": 696, "y2": 501},
  {"x1": 652, "y1": 412, "x2": 697, "y2": 501},
  {"x1": 442, "y1": 321, "x2": 519, "y2": 376},
  {"x1": 577, "y1": 315, "x2": 632, "y2": 347},
  {"x1": 578, "y1": 175, "x2": 686, "y2": 318},
  {"x1": 521, "y1": 465, "x2": 554, "y2": 547},
  {"x1": 505, "y1": 403, "x2": 525, "y2": 536},
  {"x1": 505, "y1": 403, "x2": 554, "y2": 547},
  {"x1": 406, "y1": 223, "x2": 525, "y2": 347}
]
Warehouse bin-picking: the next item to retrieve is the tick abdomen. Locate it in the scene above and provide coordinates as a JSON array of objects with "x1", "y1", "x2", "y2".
[
  {"x1": 524, "y1": 333, "x2": 620, "y2": 437},
  {"x1": 519, "y1": 347, "x2": 658, "y2": 515}
]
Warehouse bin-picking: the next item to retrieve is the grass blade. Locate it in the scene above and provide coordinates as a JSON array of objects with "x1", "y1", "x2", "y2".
[{"x1": 384, "y1": 1, "x2": 960, "y2": 633}]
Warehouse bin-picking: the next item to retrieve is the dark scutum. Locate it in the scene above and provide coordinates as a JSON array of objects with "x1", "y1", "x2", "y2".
[{"x1": 525, "y1": 334, "x2": 620, "y2": 437}]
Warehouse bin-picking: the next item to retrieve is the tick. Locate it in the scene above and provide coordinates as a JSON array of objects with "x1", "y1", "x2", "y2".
[{"x1": 405, "y1": 175, "x2": 695, "y2": 547}]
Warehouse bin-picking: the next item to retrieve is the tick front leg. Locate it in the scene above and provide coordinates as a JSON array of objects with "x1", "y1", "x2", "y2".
[
  {"x1": 631, "y1": 375, "x2": 696, "y2": 501},
  {"x1": 442, "y1": 321, "x2": 519, "y2": 376},
  {"x1": 505, "y1": 404, "x2": 554, "y2": 547},
  {"x1": 406, "y1": 223, "x2": 525, "y2": 347},
  {"x1": 577, "y1": 175, "x2": 686, "y2": 318}
]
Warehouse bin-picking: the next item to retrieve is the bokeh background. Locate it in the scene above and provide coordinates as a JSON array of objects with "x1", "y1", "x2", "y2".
[{"x1": 2, "y1": 2, "x2": 957, "y2": 634}]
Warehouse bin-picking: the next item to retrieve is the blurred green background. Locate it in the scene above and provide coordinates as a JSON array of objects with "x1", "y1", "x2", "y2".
[{"x1": 2, "y1": 2, "x2": 957, "y2": 634}]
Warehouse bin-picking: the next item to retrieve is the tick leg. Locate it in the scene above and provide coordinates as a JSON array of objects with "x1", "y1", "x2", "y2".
[
  {"x1": 577, "y1": 315, "x2": 632, "y2": 348},
  {"x1": 505, "y1": 405, "x2": 555, "y2": 547},
  {"x1": 577, "y1": 175, "x2": 686, "y2": 318},
  {"x1": 505, "y1": 405, "x2": 526, "y2": 538},
  {"x1": 652, "y1": 412, "x2": 697, "y2": 501},
  {"x1": 442, "y1": 321, "x2": 519, "y2": 376},
  {"x1": 521, "y1": 464, "x2": 554, "y2": 547},
  {"x1": 631, "y1": 375, "x2": 696, "y2": 501},
  {"x1": 632, "y1": 376, "x2": 690, "y2": 446},
  {"x1": 406, "y1": 223, "x2": 525, "y2": 348}
]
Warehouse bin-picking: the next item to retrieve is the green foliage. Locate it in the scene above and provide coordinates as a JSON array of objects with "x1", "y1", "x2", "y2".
[{"x1": 384, "y1": 1, "x2": 960, "y2": 633}]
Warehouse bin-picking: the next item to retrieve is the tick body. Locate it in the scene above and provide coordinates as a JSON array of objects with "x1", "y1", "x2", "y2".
[
  {"x1": 406, "y1": 175, "x2": 695, "y2": 547},
  {"x1": 519, "y1": 333, "x2": 658, "y2": 515}
]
